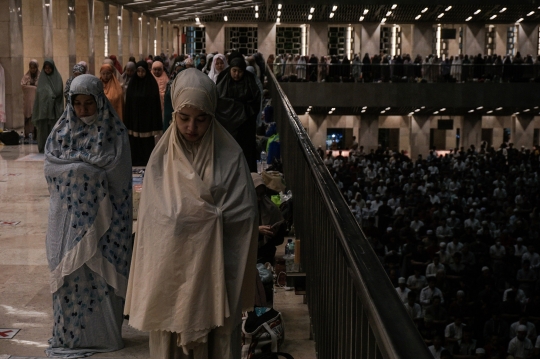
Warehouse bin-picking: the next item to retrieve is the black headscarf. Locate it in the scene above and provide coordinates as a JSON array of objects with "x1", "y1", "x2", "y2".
[
  {"x1": 230, "y1": 57, "x2": 247, "y2": 72},
  {"x1": 124, "y1": 61, "x2": 162, "y2": 134}
]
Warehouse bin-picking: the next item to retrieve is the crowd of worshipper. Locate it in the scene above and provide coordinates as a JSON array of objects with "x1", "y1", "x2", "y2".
[
  {"x1": 320, "y1": 142, "x2": 540, "y2": 358},
  {"x1": 20, "y1": 51, "x2": 275, "y2": 170},
  {"x1": 270, "y1": 52, "x2": 540, "y2": 84}
]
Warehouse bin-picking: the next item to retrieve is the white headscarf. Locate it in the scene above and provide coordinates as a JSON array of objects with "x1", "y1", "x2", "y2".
[
  {"x1": 125, "y1": 69, "x2": 257, "y2": 354},
  {"x1": 208, "y1": 53, "x2": 228, "y2": 83}
]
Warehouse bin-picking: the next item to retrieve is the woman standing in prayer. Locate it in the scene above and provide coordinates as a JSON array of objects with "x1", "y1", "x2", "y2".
[
  {"x1": 124, "y1": 61, "x2": 162, "y2": 166},
  {"x1": 44, "y1": 74, "x2": 132, "y2": 357},
  {"x1": 100, "y1": 63, "x2": 124, "y2": 121},
  {"x1": 125, "y1": 68, "x2": 257, "y2": 359},
  {"x1": 21, "y1": 59, "x2": 40, "y2": 137},
  {"x1": 32, "y1": 59, "x2": 63, "y2": 153},
  {"x1": 151, "y1": 61, "x2": 169, "y2": 112},
  {"x1": 121, "y1": 61, "x2": 136, "y2": 100},
  {"x1": 208, "y1": 53, "x2": 228, "y2": 83},
  {"x1": 64, "y1": 64, "x2": 86, "y2": 104},
  {"x1": 217, "y1": 57, "x2": 261, "y2": 172}
]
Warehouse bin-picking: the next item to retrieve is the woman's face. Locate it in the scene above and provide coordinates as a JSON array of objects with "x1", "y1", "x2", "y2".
[
  {"x1": 100, "y1": 69, "x2": 113, "y2": 83},
  {"x1": 214, "y1": 58, "x2": 225, "y2": 72},
  {"x1": 231, "y1": 66, "x2": 244, "y2": 81},
  {"x1": 137, "y1": 67, "x2": 146, "y2": 78},
  {"x1": 175, "y1": 105, "x2": 212, "y2": 143},
  {"x1": 29, "y1": 63, "x2": 38, "y2": 75},
  {"x1": 73, "y1": 94, "x2": 97, "y2": 118},
  {"x1": 44, "y1": 64, "x2": 53, "y2": 75},
  {"x1": 126, "y1": 67, "x2": 135, "y2": 77}
]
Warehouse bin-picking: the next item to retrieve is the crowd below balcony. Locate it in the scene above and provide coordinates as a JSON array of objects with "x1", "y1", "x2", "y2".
[
  {"x1": 269, "y1": 52, "x2": 540, "y2": 84},
  {"x1": 318, "y1": 141, "x2": 540, "y2": 358}
]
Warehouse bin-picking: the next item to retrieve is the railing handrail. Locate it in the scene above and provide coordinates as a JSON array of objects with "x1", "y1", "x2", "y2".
[{"x1": 267, "y1": 65, "x2": 433, "y2": 359}]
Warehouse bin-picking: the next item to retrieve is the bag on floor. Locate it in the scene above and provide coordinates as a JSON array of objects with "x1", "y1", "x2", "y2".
[
  {"x1": 0, "y1": 131, "x2": 19, "y2": 145},
  {"x1": 241, "y1": 308, "x2": 284, "y2": 359}
]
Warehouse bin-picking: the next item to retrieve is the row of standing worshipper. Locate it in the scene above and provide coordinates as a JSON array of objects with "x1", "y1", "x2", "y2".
[{"x1": 42, "y1": 69, "x2": 259, "y2": 358}]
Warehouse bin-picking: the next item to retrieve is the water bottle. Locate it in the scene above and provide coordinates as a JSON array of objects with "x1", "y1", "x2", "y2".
[
  {"x1": 28, "y1": 133, "x2": 33, "y2": 144},
  {"x1": 288, "y1": 240, "x2": 295, "y2": 257},
  {"x1": 260, "y1": 151, "x2": 268, "y2": 170}
]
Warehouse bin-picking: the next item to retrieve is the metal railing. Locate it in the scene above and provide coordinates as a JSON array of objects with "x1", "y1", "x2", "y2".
[
  {"x1": 271, "y1": 63, "x2": 540, "y2": 83},
  {"x1": 267, "y1": 66, "x2": 433, "y2": 359}
]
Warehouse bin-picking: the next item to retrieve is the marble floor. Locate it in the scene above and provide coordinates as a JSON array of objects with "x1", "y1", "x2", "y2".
[{"x1": 0, "y1": 144, "x2": 316, "y2": 359}]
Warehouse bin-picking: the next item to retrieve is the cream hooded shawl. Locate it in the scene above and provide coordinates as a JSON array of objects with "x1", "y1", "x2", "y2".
[{"x1": 125, "y1": 69, "x2": 258, "y2": 350}]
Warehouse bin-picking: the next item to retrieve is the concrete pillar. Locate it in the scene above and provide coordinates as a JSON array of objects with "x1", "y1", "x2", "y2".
[
  {"x1": 258, "y1": 22, "x2": 276, "y2": 57},
  {"x1": 93, "y1": 0, "x2": 104, "y2": 74},
  {"x1": 360, "y1": 23, "x2": 380, "y2": 57},
  {"x1": 513, "y1": 114, "x2": 535, "y2": 149},
  {"x1": 494, "y1": 24, "x2": 508, "y2": 56},
  {"x1": 353, "y1": 24, "x2": 361, "y2": 56},
  {"x1": 410, "y1": 115, "x2": 430, "y2": 159},
  {"x1": 400, "y1": 24, "x2": 413, "y2": 56},
  {"x1": 518, "y1": 23, "x2": 539, "y2": 57},
  {"x1": 75, "y1": 0, "x2": 88, "y2": 67},
  {"x1": 463, "y1": 24, "x2": 486, "y2": 56},
  {"x1": 53, "y1": 0, "x2": 69, "y2": 81},
  {"x1": 462, "y1": 114, "x2": 482, "y2": 150},
  {"x1": 309, "y1": 23, "x2": 328, "y2": 57},
  {"x1": 359, "y1": 114, "x2": 379, "y2": 152},
  {"x1": 205, "y1": 22, "x2": 224, "y2": 54},
  {"x1": 412, "y1": 23, "x2": 433, "y2": 57}
]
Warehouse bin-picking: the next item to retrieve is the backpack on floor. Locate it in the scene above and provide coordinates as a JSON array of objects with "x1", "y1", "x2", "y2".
[
  {"x1": 241, "y1": 309, "x2": 285, "y2": 359},
  {"x1": 0, "y1": 131, "x2": 19, "y2": 145}
]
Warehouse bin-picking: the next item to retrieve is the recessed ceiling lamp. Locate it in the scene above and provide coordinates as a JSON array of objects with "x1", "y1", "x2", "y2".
[
  {"x1": 381, "y1": 17, "x2": 387, "y2": 23},
  {"x1": 415, "y1": 15, "x2": 421, "y2": 20},
  {"x1": 308, "y1": 14, "x2": 313, "y2": 20},
  {"x1": 381, "y1": 110, "x2": 386, "y2": 114},
  {"x1": 391, "y1": 4, "x2": 397, "y2": 9},
  {"x1": 421, "y1": 7, "x2": 428, "y2": 13},
  {"x1": 527, "y1": 11, "x2": 535, "y2": 16},
  {"x1": 386, "y1": 11, "x2": 392, "y2": 16},
  {"x1": 278, "y1": 4, "x2": 282, "y2": 9},
  {"x1": 440, "y1": 108, "x2": 446, "y2": 111},
  {"x1": 524, "y1": 109, "x2": 530, "y2": 112},
  {"x1": 490, "y1": 15, "x2": 497, "y2": 19},
  {"x1": 277, "y1": 10, "x2": 281, "y2": 16},
  {"x1": 466, "y1": 16, "x2": 472, "y2": 21},
  {"x1": 359, "y1": 16, "x2": 364, "y2": 21},
  {"x1": 433, "y1": 111, "x2": 439, "y2": 114},
  {"x1": 415, "y1": 109, "x2": 421, "y2": 112},
  {"x1": 437, "y1": 13, "x2": 444, "y2": 18},
  {"x1": 224, "y1": 15, "x2": 228, "y2": 21},
  {"x1": 195, "y1": 17, "x2": 200, "y2": 22},
  {"x1": 468, "y1": 109, "x2": 474, "y2": 113},
  {"x1": 255, "y1": 12, "x2": 259, "y2": 18},
  {"x1": 362, "y1": 106, "x2": 367, "y2": 110},
  {"x1": 408, "y1": 112, "x2": 414, "y2": 116},
  {"x1": 332, "y1": 5, "x2": 338, "y2": 11},
  {"x1": 474, "y1": 9, "x2": 481, "y2": 14},
  {"x1": 500, "y1": 7, "x2": 507, "y2": 12},
  {"x1": 516, "y1": 18, "x2": 524, "y2": 22},
  {"x1": 496, "y1": 107, "x2": 503, "y2": 110},
  {"x1": 276, "y1": 17, "x2": 280, "y2": 23},
  {"x1": 361, "y1": 110, "x2": 366, "y2": 113},
  {"x1": 487, "y1": 110, "x2": 493, "y2": 114},
  {"x1": 329, "y1": 12, "x2": 334, "y2": 18},
  {"x1": 310, "y1": 7, "x2": 315, "y2": 13},
  {"x1": 477, "y1": 106, "x2": 483, "y2": 110},
  {"x1": 445, "y1": 6, "x2": 452, "y2": 11},
  {"x1": 363, "y1": 9, "x2": 369, "y2": 15},
  {"x1": 255, "y1": 5, "x2": 258, "y2": 11}
]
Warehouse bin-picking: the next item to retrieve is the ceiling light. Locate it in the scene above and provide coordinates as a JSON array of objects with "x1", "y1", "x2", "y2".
[
  {"x1": 477, "y1": 106, "x2": 483, "y2": 110},
  {"x1": 524, "y1": 109, "x2": 530, "y2": 112},
  {"x1": 490, "y1": 15, "x2": 497, "y2": 19},
  {"x1": 500, "y1": 7, "x2": 507, "y2": 13},
  {"x1": 386, "y1": 11, "x2": 392, "y2": 16},
  {"x1": 363, "y1": 9, "x2": 369, "y2": 15},
  {"x1": 421, "y1": 106, "x2": 425, "y2": 109},
  {"x1": 278, "y1": 4, "x2": 282, "y2": 9},
  {"x1": 474, "y1": 9, "x2": 481, "y2": 14},
  {"x1": 362, "y1": 106, "x2": 367, "y2": 110},
  {"x1": 195, "y1": 17, "x2": 200, "y2": 22},
  {"x1": 415, "y1": 109, "x2": 420, "y2": 112},
  {"x1": 466, "y1": 16, "x2": 472, "y2": 21},
  {"x1": 381, "y1": 17, "x2": 387, "y2": 23},
  {"x1": 421, "y1": 7, "x2": 428, "y2": 13},
  {"x1": 516, "y1": 18, "x2": 524, "y2": 22},
  {"x1": 408, "y1": 112, "x2": 414, "y2": 116},
  {"x1": 381, "y1": 110, "x2": 386, "y2": 114},
  {"x1": 535, "y1": 106, "x2": 539, "y2": 109},
  {"x1": 487, "y1": 110, "x2": 493, "y2": 114},
  {"x1": 385, "y1": 107, "x2": 390, "y2": 110},
  {"x1": 308, "y1": 106, "x2": 312, "y2": 109},
  {"x1": 255, "y1": 12, "x2": 259, "y2": 18},
  {"x1": 255, "y1": 5, "x2": 258, "y2": 11},
  {"x1": 515, "y1": 112, "x2": 520, "y2": 115},
  {"x1": 440, "y1": 108, "x2": 446, "y2": 111},
  {"x1": 329, "y1": 12, "x2": 334, "y2": 18},
  {"x1": 332, "y1": 5, "x2": 337, "y2": 11},
  {"x1": 445, "y1": 6, "x2": 452, "y2": 11},
  {"x1": 224, "y1": 15, "x2": 228, "y2": 21},
  {"x1": 468, "y1": 110, "x2": 474, "y2": 113},
  {"x1": 310, "y1": 7, "x2": 315, "y2": 13},
  {"x1": 361, "y1": 110, "x2": 366, "y2": 113},
  {"x1": 308, "y1": 14, "x2": 313, "y2": 20},
  {"x1": 496, "y1": 107, "x2": 502, "y2": 110},
  {"x1": 276, "y1": 17, "x2": 280, "y2": 23},
  {"x1": 359, "y1": 16, "x2": 364, "y2": 21},
  {"x1": 331, "y1": 108, "x2": 336, "y2": 111},
  {"x1": 415, "y1": 14, "x2": 421, "y2": 19},
  {"x1": 527, "y1": 11, "x2": 535, "y2": 16},
  {"x1": 391, "y1": 4, "x2": 397, "y2": 9},
  {"x1": 433, "y1": 111, "x2": 439, "y2": 115},
  {"x1": 438, "y1": 13, "x2": 444, "y2": 18},
  {"x1": 277, "y1": 10, "x2": 281, "y2": 16}
]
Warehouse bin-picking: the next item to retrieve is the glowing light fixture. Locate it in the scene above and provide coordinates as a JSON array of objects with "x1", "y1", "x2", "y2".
[
  {"x1": 332, "y1": 5, "x2": 338, "y2": 11},
  {"x1": 421, "y1": 7, "x2": 428, "y2": 13},
  {"x1": 224, "y1": 15, "x2": 228, "y2": 21},
  {"x1": 363, "y1": 9, "x2": 369, "y2": 15},
  {"x1": 527, "y1": 11, "x2": 535, "y2": 16},
  {"x1": 386, "y1": 11, "x2": 392, "y2": 16},
  {"x1": 391, "y1": 4, "x2": 397, "y2": 9},
  {"x1": 516, "y1": 18, "x2": 524, "y2": 22},
  {"x1": 445, "y1": 6, "x2": 452, "y2": 11},
  {"x1": 308, "y1": 14, "x2": 313, "y2": 20},
  {"x1": 329, "y1": 12, "x2": 334, "y2": 18},
  {"x1": 466, "y1": 16, "x2": 472, "y2": 21},
  {"x1": 359, "y1": 16, "x2": 364, "y2": 21},
  {"x1": 438, "y1": 13, "x2": 444, "y2": 18},
  {"x1": 381, "y1": 17, "x2": 387, "y2": 23},
  {"x1": 310, "y1": 7, "x2": 315, "y2": 13},
  {"x1": 474, "y1": 9, "x2": 481, "y2": 14},
  {"x1": 255, "y1": 5, "x2": 258, "y2": 11},
  {"x1": 278, "y1": 4, "x2": 282, "y2": 9},
  {"x1": 500, "y1": 7, "x2": 507, "y2": 12},
  {"x1": 490, "y1": 15, "x2": 497, "y2": 19}
]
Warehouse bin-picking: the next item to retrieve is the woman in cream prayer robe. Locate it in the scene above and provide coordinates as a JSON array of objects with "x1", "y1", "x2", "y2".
[{"x1": 125, "y1": 68, "x2": 258, "y2": 359}]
